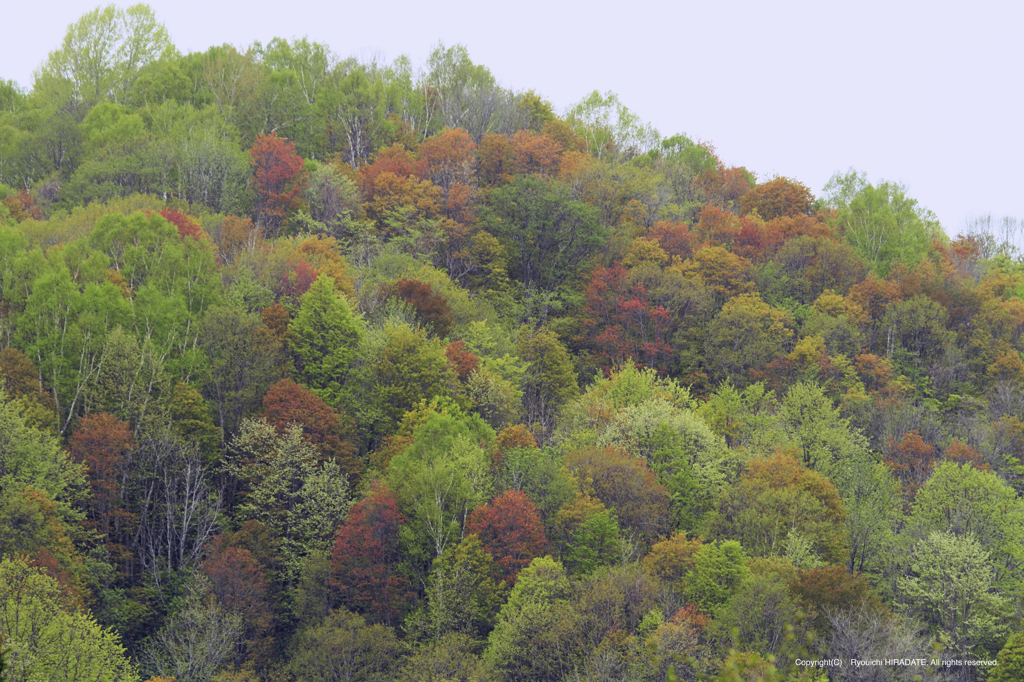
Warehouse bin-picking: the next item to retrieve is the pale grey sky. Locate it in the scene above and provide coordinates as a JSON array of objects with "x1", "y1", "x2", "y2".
[{"x1": 4, "y1": 0, "x2": 1022, "y2": 236}]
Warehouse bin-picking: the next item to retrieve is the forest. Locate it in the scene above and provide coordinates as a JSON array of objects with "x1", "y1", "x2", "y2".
[{"x1": 1, "y1": 4, "x2": 1023, "y2": 682}]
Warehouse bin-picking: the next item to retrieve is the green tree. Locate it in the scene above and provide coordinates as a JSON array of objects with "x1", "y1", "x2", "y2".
[
  {"x1": 289, "y1": 274, "x2": 364, "y2": 407},
  {"x1": 516, "y1": 326, "x2": 578, "y2": 438},
  {"x1": 989, "y1": 632, "x2": 1024, "y2": 682},
  {"x1": 824, "y1": 169, "x2": 943, "y2": 277},
  {"x1": 704, "y1": 293, "x2": 794, "y2": 387},
  {"x1": 0, "y1": 386, "x2": 85, "y2": 509},
  {"x1": 199, "y1": 305, "x2": 286, "y2": 439},
  {"x1": 777, "y1": 381, "x2": 868, "y2": 473},
  {"x1": 16, "y1": 247, "x2": 129, "y2": 433},
  {"x1": 0, "y1": 557, "x2": 139, "y2": 682},
  {"x1": 386, "y1": 410, "x2": 493, "y2": 562},
  {"x1": 830, "y1": 455, "x2": 903, "y2": 574},
  {"x1": 484, "y1": 175, "x2": 606, "y2": 298},
  {"x1": 289, "y1": 607, "x2": 405, "y2": 682},
  {"x1": 684, "y1": 540, "x2": 749, "y2": 614},
  {"x1": 228, "y1": 418, "x2": 350, "y2": 583},
  {"x1": 354, "y1": 323, "x2": 455, "y2": 443},
  {"x1": 34, "y1": 4, "x2": 175, "y2": 105},
  {"x1": 143, "y1": 574, "x2": 243, "y2": 682},
  {"x1": 896, "y1": 531, "x2": 1010, "y2": 656},
  {"x1": 168, "y1": 381, "x2": 222, "y2": 466},
  {"x1": 483, "y1": 556, "x2": 580, "y2": 682},
  {"x1": 413, "y1": 534, "x2": 504, "y2": 642},
  {"x1": 704, "y1": 453, "x2": 848, "y2": 566},
  {"x1": 564, "y1": 90, "x2": 660, "y2": 161},
  {"x1": 908, "y1": 462, "x2": 1024, "y2": 593}
]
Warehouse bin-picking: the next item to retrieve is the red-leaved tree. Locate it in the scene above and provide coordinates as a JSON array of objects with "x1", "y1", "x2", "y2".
[
  {"x1": 261, "y1": 378, "x2": 360, "y2": 478},
  {"x1": 466, "y1": 490, "x2": 547, "y2": 584},
  {"x1": 250, "y1": 132, "x2": 307, "y2": 238},
  {"x1": 330, "y1": 481, "x2": 411, "y2": 625},
  {"x1": 68, "y1": 413, "x2": 134, "y2": 566},
  {"x1": 159, "y1": 208, "x2": 205, "y2": 241},
  {"x1": 583, "y1": 265, "x2": 674, "y2": 372}
]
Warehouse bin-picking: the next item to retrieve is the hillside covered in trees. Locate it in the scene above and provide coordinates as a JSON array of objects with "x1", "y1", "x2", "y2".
[{"x1": 1, "y1": 5, "x2": 1024, "y2": 682}]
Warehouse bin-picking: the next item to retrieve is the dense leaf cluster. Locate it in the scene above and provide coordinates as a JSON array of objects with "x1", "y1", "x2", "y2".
[{"x1": 1, "y1": 6, "x2": 1023, "y2": 682}]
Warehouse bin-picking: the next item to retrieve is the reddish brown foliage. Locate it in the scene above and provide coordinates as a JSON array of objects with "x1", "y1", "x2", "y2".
[
  {"x1": 477, "y1": 133, "x2": 514, "y2": 186},
  {"x1": 790, "y1": 565, "x2": 881, "y2": 629},
  {"x1": 739, "y1": 177, "x2": 814, "y2": 221},
  {"x1": 204, "y1": 543, "x2": 270, "y2": 618},
  {"x1": 467, "y1": 490, "x2": 548, "y2": 583},
  {"x1": 381, "y1": 278, "x2": 454, "y2": 338},
  {"x1": 885, "y1": 430, "x2": 938, "y2": 501},
  {"x1": 68, "y1": 413, "x2": 133, "y2": 542},
  {"x1": 416, "y1": 128, "x2": 476, "y2": 193},
  {"x1": 508, "y1": 130, "x2": 563, "y2": 178},
  {"x1": 943, "y1": 440, "x2": 990, "y2": 470},
  {"x1": 671, "y1": 603, "x2": 710, "y2": 631},
  {"x1": 260, "y1": 303, "x2": 291, "y2": 344},
  {"x1": 331, "y1": 481, "x2": 411, "y2": 625},
  {"x1": 280, "y1": 259, "x2": 318, "y2": 299},
  {"x1": 733, "y1": 219, "x2": 785, "y2": 263},
  {"x1": 159, "y1": 208, "x2": 205, "y2": 241},
  {"x1": 359, "y1": 144, "x2": 418, "y2": 199},
  {"x1": 694, "y1": 205, "x2": 741, "y2": 248},
  {"x1": 649, "y1": 221, "x2": 694, "y2": 261},
  {"x1": 1, "y1": 191, "x2": 43, "y2": 222},
  {"x1": 262, "y1": 378, "x2": 360, "y2": 477},
  {"x1": 445, "y1": 340, "x2": 479, "y2": 381},
  {"x1": 203, "y1": 540, "x2": 274, "y2": 667},
  {"x1": 250, "y1": 133, "x2": 307, "y2": 237},
  {"x1": 565, "y1": 447, "x2": 672, "y2": 545},
  {"x1": 583, "y1": 265, "x2": 674, "y2": 373}
]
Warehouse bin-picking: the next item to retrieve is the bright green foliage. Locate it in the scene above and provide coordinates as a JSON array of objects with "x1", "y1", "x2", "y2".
[
  {"x1": 896, "y1": 531, "x2": 1010, "y2": 656},
  {"x1": 685, "y1": 540, "x2": 749, "y2": 614},
  {"x1": 387, "y1": 410, "x2": 493, "y2": 561},
  {"x1": 698, "y1": 382, "x2": 779, "y2": 450},
  {"x1": 90, "y1": 210, "x2": 221, "y2": 379},
  {"x1": 825, "y1": 169, "x2": 943, "y2": 277},
  {"x1": 831, "y1": 455, "x2": 903, "y2": 574},
  {"x1": 397, "y1": 633, "x2": 486, "y2": 682},
  {"x1": 86, "y1": 326, "x2": 168, "y2": 428},
  {"x1": 598, "y1": 399, "x2": 731, "y2": 529},
  {"x1": 34, "y1": 3, "x2": 174, "y2": 105},
  {"x1": 777, "y1": 381, "x2": 868, "y2": 473},
  {"x1": 414, "y1": 534, "x2": 504, "y2": 642},
  {"x1": 0, "y1": 386, "x2": 84, "y2": 508},
  {"x1": 484, "y1": 556, "x2": 578, "y2": 681},
  {"x1": 228, "y1": 418, "x2": 351, "y2": 582},
  {"x1": 289, "y1": 274, "x2": 364, "y2": 407},
  {"x1": 0, "y1": 557, "x2": 139, "y2": 682},
  {"x1": 908, "y1": 462, "x2": 1024, "y2": 592},
  {"x1": 708, "y1": 573, "x2": 804, "y2": 658},
  {"x1": 564, "y1": 90, "x2": 660, "y2": 161},
  {"x1": 989, "y1": 632, "x2": 1024, "y2": 682},
  {"x1": 557, "y1": 361, "x2": 694, "y2": 450},
  {"x1": 16, "y1": 248, "x2": 129, "y2": 432},
  {"x1": 356, "y1": 323, "x2": 455, "y2": 442}
]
